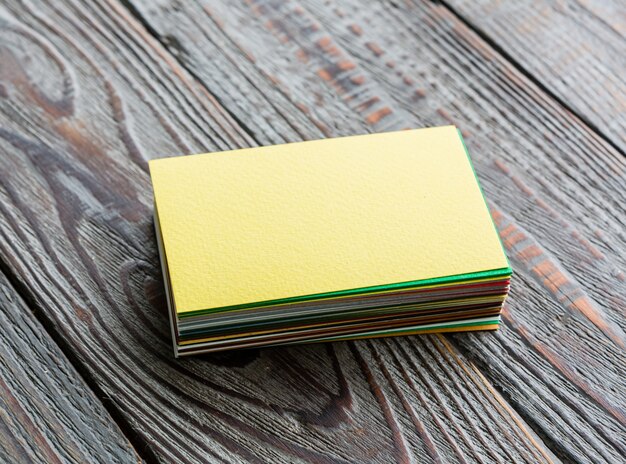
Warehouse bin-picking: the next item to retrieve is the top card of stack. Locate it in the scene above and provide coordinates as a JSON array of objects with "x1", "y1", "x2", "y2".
[{"x1": 150, "y1": 126, "x2": 511, "y2": 357}]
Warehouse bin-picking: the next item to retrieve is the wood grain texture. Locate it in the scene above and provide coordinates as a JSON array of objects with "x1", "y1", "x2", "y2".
[
  {"x1": 0, "y1": 0, "x2": 556, "y2": 462},
  {"x1": 0, "y1": 269, "x2": 139, "y2": 464},
  {"x1": 0, "y1": 0, "x2": 623, "y2": 463},
  {"x1": 112, "y1": 0, "x2": 626, "y2": 462},
  {"x1": 445, "y1": 0, "x2": 626, "y2": 152}
]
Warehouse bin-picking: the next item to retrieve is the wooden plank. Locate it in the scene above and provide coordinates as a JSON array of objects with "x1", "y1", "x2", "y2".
[
  {"x1": 0, "y1": 270, "x2": 139, "y2": 463},
  {"x1": 0, "y1": 0, "x2": 558, "y2": 462},
  {"x1": 444, "y1": 0, "x2": 626, "y2": 152},
  {"x1": 122, "y1": 0, "x2": 626, "y2": 462}
]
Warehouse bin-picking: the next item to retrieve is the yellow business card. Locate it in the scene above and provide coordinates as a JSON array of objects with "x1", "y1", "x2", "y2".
[{"x1": 150, "y1": 126, "x2": 509, "y2": 316}]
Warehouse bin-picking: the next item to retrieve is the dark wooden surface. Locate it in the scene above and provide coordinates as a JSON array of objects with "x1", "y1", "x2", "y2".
[
  {"x1": 446, "y1": 0, "x2": 626, "y2": 153},
  {"x1": 0, "y1": 270, "x2": 139, "y2": 463},
  {"x1": 0, "y1": 0, "x2": 624, "y2": 463}
]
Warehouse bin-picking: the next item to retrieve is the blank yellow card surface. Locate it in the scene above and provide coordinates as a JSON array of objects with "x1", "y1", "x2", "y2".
[{"x1": 150, "y1": 126, "x2": 509, "y2": 314}]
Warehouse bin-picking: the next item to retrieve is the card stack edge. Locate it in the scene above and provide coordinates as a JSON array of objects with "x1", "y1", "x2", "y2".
[{"x1": 155, "y1": 206, "x2": 510, "y2": 357}]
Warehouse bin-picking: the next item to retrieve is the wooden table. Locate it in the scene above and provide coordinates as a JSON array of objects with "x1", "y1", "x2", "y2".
[{"x1": 1, "y1": 1, "x2": 624, "y2": 462}]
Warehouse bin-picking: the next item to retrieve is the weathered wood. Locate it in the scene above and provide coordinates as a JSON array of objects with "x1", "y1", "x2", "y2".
[
  {"x1": 119, "y1": 0, "x2": 626, "y2": 462},
  {"x1": 445, "y1": 0, "x2": 626, "y2": 153},
  {"x1": 0, "y1": 269, "x2": 139, "y2": 463},
  {"x1": 0, "y1": 0, "x2": 624, "y2": 463},
  {"x1": 0, "y1": 0, "x2": 564, "y2": 463}
]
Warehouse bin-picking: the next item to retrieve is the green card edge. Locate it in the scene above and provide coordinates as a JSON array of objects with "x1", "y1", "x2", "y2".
[{"x1": 179, "y1": 266, "x2": 511, "y2": 318}]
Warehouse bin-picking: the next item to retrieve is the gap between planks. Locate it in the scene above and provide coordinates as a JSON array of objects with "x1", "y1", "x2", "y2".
[
  {"x1": 0, "y1": 233, "x2": 159, "y2": 464},
  {"x1": 437, "y1": 0, "x2": 626, "y2": 158}
]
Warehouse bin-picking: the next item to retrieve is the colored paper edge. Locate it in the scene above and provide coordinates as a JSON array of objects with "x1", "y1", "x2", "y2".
[
  {"x1": 182, "y1": 316, "x2": 501, "y2": 347},
  {"x1": 178, "y1": 296, "x2": 507, "y2": 338},
  {"x1": 179, "y1": 275, "x2": 509, "y2": 326},
  {"x1": 287, "y1": 318, "x2": 501, "y2": 343},
  {"x1": 176, "y1": 266, "x2": 511, "y2": 318},
  {"x1": 179, "y1": 308, "x2": 503, "y2": 345},
  {"x1": 176, "y1": 318, "x2": 501, "y2": 354}
]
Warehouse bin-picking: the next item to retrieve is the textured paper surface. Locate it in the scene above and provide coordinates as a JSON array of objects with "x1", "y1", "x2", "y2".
[{"x1": 150, "y1": 126, "x2": 509, "y2": 314}]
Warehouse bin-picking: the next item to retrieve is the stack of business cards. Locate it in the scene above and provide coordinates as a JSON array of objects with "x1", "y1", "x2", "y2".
[{"x1": 150, "y1": 126, "x2": 511, "y2": 357}]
